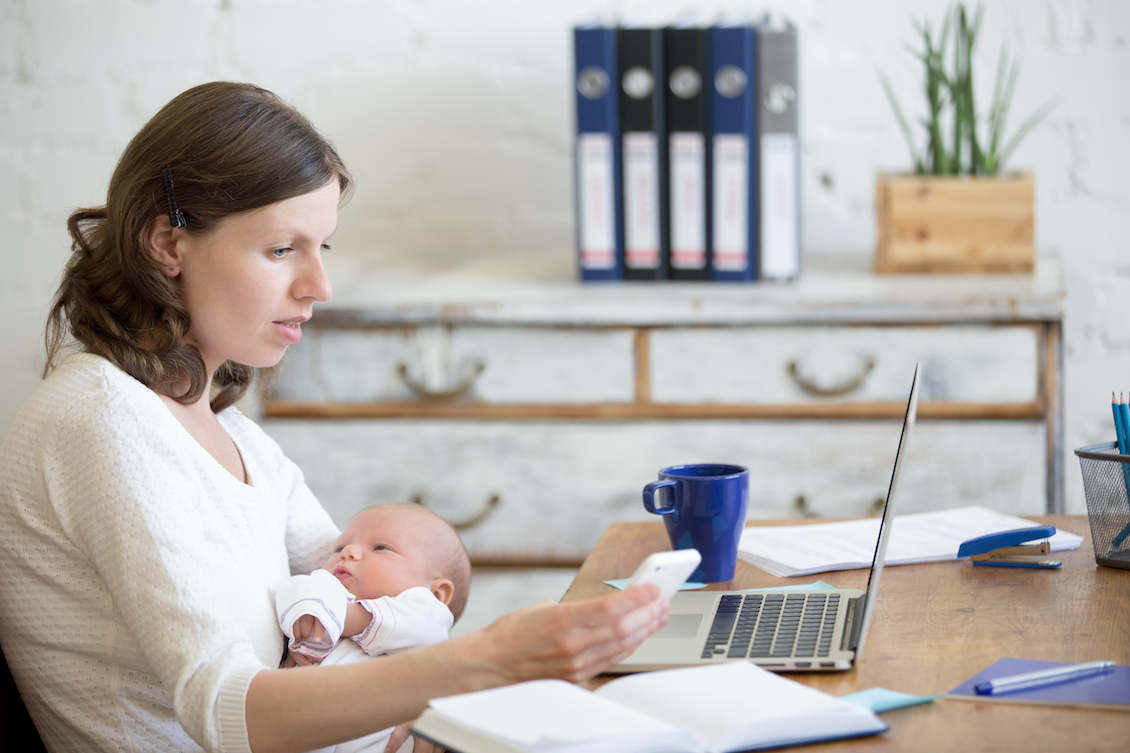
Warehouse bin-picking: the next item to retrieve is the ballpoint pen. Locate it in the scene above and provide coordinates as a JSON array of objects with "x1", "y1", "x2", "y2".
[{"x1": 975, "y1": 660, "x2": 1115, "y2": 695}]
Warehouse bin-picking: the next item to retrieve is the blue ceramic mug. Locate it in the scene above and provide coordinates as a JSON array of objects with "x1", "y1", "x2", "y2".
[{"x1": 642, "y1": 464, "x2": 750, "y2": 582}]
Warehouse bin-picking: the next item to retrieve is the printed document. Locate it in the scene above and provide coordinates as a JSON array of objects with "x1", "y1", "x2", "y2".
[{"x1": 738, "y1": 506, "x2": 1083, "y2": 577}]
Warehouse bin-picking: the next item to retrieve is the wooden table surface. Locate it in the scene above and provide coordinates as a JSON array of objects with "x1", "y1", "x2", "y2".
[{"x1": 561, "y1": 516, "x2": 1130, "y2": 752}]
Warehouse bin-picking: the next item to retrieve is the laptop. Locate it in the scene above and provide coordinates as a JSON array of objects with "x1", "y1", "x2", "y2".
[{"x1": 612, "y1": 362, "x2": 921, "y2": 673}]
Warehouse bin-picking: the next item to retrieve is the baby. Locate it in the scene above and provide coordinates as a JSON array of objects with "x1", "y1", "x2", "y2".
[{"x1": 275, "y1": 503, "x2": 471, "y2": 753}]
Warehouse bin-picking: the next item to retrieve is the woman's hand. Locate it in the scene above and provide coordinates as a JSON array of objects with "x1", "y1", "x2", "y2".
[{"x1": 470, "y1": 585, "x2": 667, "y2": 685}]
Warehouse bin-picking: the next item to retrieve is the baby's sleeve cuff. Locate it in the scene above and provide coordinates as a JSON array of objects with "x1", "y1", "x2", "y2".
[
  {"x1": 274, "y1": 569, "x2": 349, "y2": 660},
  {"x1": 350, "y1": 586, "x2": 453, "y2": 657}
]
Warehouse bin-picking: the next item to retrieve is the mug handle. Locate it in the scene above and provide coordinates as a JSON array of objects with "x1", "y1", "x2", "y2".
[{"x1": 643, "y1": 479, "x2": 678, "y2": 515}]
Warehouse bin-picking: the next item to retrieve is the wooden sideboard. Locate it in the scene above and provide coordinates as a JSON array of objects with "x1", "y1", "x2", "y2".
[{"x1": 259, "y1": 253, "x2": 1064, "y2": 565}]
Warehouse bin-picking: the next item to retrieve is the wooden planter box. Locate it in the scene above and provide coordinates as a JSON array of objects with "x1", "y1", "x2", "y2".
[{"x1": 875, "y1": 172, "x2": 1034, "y2": 274}]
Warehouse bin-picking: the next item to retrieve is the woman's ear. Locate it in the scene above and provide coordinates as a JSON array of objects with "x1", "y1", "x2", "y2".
[
  {"x1": 147, "y1": 214, "x2": 184, "y2": 277},
  {"x1": 430, "y1": 578, "x2": 455, "y2": 606}
]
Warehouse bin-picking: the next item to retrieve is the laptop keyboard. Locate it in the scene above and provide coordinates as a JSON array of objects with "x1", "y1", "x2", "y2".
[{"x1": 701, "y1": 592, "x2": 841, "y2": 660}]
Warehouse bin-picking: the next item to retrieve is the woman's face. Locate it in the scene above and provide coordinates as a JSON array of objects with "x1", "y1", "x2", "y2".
[{"x1": 175, "y1": 180, "x2": 339, "y2": 374}]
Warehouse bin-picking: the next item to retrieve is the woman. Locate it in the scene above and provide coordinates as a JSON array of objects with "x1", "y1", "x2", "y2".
[{"x1": 0, "y1": 82, "x2": 666, "y2": 753}]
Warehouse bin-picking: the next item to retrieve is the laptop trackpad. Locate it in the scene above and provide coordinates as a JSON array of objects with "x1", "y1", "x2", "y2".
[{"x1": 652, "y1": 613, "x2": 702, "y2": 638}]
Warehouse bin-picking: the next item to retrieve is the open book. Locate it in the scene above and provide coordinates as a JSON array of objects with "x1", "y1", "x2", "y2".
[{"x1": 411, "y1": 662, "x2": 887, "y2": 753}]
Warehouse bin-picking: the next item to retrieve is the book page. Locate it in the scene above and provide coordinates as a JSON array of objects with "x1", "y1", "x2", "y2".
[
  {"x1": 427, "y1": 679, "x2": 700, "y2": 750},
  {"x1": 595, "y1": 662, "x2": 883, "y2": 751}
]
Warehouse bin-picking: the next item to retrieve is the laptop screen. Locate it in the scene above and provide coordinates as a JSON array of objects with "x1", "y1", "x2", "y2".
[{"x1": 851, "y1": 362, "x2": 921, "y2": 659}]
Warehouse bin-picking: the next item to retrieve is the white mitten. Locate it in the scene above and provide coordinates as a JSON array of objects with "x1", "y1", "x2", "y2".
[{"x1": 275, "y1": 569, "x2": 350, "y2": 661}]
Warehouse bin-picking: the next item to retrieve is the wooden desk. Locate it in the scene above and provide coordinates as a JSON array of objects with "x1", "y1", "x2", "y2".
[{"x1": 561, "y1": 516, "x2": 1130, "y2": 752}]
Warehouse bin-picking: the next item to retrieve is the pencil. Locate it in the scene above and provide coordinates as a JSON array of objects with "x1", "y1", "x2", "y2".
[
  {"x1": 1115, "y1": 393, "x2": 1125, "y2": 451},
  {"x1": 1120, "y1": 393, "x2": 1130, "y2": 454},
  {"x1": 1112, "y1": 393, "x2": 1130, "y2": 549}
]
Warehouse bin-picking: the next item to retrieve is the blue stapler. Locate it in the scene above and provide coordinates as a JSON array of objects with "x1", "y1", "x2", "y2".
[{"x1": 957, "y1": 525, "x2": 1061, "y2": 568}]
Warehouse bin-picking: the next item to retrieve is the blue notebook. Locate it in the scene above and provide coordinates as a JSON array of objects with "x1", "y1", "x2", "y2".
[{"x1": 947, "y1": 658, "x2": 1130, "y2": 710}]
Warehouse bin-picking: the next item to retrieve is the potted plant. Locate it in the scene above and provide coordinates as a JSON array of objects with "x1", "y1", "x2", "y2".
[{"x1": 875, "y1": 3, "x2": 1058, "y2": 273}]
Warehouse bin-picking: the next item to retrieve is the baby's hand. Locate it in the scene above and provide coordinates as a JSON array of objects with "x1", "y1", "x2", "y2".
[
  {"x1": 293, "y1": 613, "x2": 328, "y2": 647},
  {"x1": 287, "y1": 614, "x2": 335, "y2": 665},
  {"x1": 276, "y1": 570, "x2": 349, "y2": 662},
  {"x1": 285, "y1": 652, "x2": 318, "y2": 668}
]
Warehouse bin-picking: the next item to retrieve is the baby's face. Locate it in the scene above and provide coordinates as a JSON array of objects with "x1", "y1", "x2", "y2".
[{"x1": 323, "y1": 506, "x2": 443, "y2": 601}]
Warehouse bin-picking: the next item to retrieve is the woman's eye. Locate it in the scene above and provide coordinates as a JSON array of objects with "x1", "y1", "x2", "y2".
[
  {"x1": 271, "y1": 247, "x2": 291, "y2": 259},
  {"x1": 321, "y1": 243, "x2": 332, "y2": 252}
]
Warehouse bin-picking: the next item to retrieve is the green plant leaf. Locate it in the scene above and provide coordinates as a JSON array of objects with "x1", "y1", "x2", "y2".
[
  {"x1": 971, "y1": 2, "x2": 986, "y2": 40},
  {"x1": 997, "y1": 95, "x2": 1061, "y2": 170},
  {"x1": 879, "y1": 71, "x2": 924, "y2": 173},
  {"x1": 986, "y1": 46, "x2": 1010, "y2": 162},
  {"x1": 939, "y1": 10, "x2": 954, "y2": 60},
  {"x1": 991, "y1": 58, "x2": 1021, "y2": 167},
  {"x1": 952, "y1": 5, "x2": 967, "y2": 172},
  {"x1": 903, "y1": 43, "x2": 928, "y2": 63}
]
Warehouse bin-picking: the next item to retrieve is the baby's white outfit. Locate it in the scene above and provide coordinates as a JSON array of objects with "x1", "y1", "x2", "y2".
[{"x1": 275, "y1": 570, "x2": 454, "y2": 753}]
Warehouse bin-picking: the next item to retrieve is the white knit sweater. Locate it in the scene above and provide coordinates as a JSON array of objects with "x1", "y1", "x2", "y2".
[{"x1": 0, "y1": 354, "x2": 340, "y2": 752}]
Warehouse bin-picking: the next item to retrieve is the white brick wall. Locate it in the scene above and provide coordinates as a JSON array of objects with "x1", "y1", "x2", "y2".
[{"x1": 1, "y1": 0, "x2": 1127, "y2": 513}]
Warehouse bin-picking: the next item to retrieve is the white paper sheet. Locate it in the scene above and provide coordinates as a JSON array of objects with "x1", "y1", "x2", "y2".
[{"x1": 738, "y1": 506, "x2": 1084, "y2": 577}]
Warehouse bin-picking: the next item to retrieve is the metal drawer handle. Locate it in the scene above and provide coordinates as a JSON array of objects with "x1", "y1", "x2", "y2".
[
  {"x1": 787, "y1": 356, "x2": 875, "y2": 398},
  {"x1": 410, "y1": 493, "x2": 500, "y2": 532},
  {"x1": 396, "y1": 359, "x2": 485, "y2": 402},
  {"x1": 793, "y1": 495, "x2": 818, "y2": 518}
]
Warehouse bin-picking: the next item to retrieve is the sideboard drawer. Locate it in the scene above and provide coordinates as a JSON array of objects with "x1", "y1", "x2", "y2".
[
  {"x1": 264, "y1": 418, "x2": 1046, "y2": 563},
  {"x1": 650, "y1": 324, "x2": 1039, "y2": 405},
  {"x1": 275, "y1": 325, "x2": 636, "y2": 404}
]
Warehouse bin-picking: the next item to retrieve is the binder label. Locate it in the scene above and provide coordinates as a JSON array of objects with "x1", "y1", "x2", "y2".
[
  {"x1": 712, "y1": 134, "x2": 749, "y2": 272},
  {"x1": 760, "y1": 132, "x2": 799, "y2": 279},
  {"x1": 670, "y1": 132, "x2": 706, "y2": 269},
  {"x1": 577, "y1": 133, "x2": 616, "y2": 270},
  {"x1": 623, "y1": 132, "x2": 660, "y2": 269}
]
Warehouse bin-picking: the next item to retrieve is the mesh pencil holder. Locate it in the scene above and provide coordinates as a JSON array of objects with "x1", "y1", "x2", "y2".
[{"x1": 1075, "y1": 441, "x2": 1130, "y2": 570}]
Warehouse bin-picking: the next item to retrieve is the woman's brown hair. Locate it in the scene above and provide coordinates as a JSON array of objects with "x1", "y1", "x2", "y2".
[{"x1": 45, "y1": 81, "x2": 351, "y2": 412}]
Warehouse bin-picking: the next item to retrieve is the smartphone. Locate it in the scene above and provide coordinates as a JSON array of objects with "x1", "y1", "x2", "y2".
[{"x1": 624, "y1": 549, "x2": 702, "y2": 601}]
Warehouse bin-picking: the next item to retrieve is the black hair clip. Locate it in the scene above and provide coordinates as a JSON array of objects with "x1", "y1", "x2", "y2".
[{"x1": 163, "y1": 164, "x2": 187, "y2": 229}]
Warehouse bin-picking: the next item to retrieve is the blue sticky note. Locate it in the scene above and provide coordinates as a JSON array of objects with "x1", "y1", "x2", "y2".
[
  {"x1": 840, "y1": 687, "x2": 941, "y2": 713},
  {"x1": 741, "y1": 580, "x2": 836, "y2": 593},
  {"x1": 604, "y1": 578, "x2": 707, "y2": 591}
]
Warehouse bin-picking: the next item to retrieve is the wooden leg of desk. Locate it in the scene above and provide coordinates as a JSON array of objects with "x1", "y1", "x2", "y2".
[{"x1": 1043, "y1": 321, "x2": 1064, "y2": 514}]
